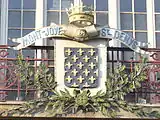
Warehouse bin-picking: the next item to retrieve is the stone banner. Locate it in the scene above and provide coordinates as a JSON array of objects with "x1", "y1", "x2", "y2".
[{"x1": 10, "y1": 24, "x2": 148, "y2": 55}]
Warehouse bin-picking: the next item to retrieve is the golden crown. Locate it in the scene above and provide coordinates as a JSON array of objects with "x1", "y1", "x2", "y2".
[{"x1": 66, "y1": 1, "x2": 94, "y2": 27}]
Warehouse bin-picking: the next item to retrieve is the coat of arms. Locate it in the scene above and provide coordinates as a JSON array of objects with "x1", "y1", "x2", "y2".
[{"x1": 64, "y1": 47, "x2": 99, "y2": 89}]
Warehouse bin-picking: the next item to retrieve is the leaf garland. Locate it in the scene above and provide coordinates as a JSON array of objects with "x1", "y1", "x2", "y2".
[{"x1": 1, "y1": 56, "x2": 160, "y2": 118}]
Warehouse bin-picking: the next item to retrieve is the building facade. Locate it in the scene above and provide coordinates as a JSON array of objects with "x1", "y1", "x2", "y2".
[
  {"x1": 0, "y1": 0, "x2": 160, "y2": 103},
  {"x1": 0, "y1": 0, "x2": 159, "y2": 49}
]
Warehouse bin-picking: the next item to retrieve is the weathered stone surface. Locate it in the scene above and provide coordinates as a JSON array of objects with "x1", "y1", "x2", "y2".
[
  {"x1": 54, "y1": 39, "x2": 108, "y2": 95},
  {"x1": 1, "y1": 103, "x2": 160, "y2": 118}
]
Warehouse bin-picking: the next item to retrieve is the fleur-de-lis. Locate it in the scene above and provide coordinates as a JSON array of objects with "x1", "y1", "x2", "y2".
[
  {"x1": 72, "y1": 55, "x2": 78, "y2": 62},
  {"x1": 83, "y1": 55, "x2": 90, "y2": 62},
  {"x1": 77, "y1": 48, "x2": 84, "y2": 56},
  {"x1": 89, "y1": 62, "x2": 96, "y2": 69},
  {"x1": 88, "y1": 48, "x2": 95, "y2": 56},
  {"x1": 77, "y1": 76, "x2": 84, "y2": 83},
  {"x1": 65, "y1": 76, "x2": 72, "y2": 83},
  {"x1": 71, "y1": 69, "x2": 78, "y2": 76},
  {"x1": 89, "y1": 76, "x2": 96, "y2": 83},
  {"x1": 77, "y1": 62, "x2": 84, "y2": 69},
  {"x1": 65, "y1": 48, "x2": 72, "y2": 56},
  {"x1": 65, "y1": 62, "x2": 72, "y2": 69}
]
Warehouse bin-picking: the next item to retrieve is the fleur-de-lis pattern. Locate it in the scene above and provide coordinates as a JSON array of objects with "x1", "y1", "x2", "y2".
[{"x1": 64, "y1": 47, "x2": 99, "y2": 89}]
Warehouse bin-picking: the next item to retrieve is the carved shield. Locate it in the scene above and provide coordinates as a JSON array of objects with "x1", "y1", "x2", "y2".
[{"x1": 64, "y1": 47, "x2": 99, "y2": 89}]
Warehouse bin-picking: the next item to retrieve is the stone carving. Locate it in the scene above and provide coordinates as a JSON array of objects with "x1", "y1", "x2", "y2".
[{"x1": 64, "y1": 48, "x2": 99, "y2": 89}]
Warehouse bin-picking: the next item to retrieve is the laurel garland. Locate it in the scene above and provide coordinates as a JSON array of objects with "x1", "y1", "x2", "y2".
[{"x1": 0, "y1": 56, "x2": 160, "y2": 118}]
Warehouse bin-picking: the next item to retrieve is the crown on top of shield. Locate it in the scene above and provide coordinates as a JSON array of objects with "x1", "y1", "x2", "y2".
[{"x1": 66, "y1": 0, "x2": 94, "y2": 27}]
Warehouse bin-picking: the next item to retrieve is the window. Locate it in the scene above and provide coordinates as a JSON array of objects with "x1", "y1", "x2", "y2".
[
  {"x1": 135, "y1": 14, "x2": 147, "y2": 30},
  {"x1": 47, "y1": 0, "x2": 60, "y2": 10},
  {"x1": 8, "y1": 0, "x2": 36, "y2": 59},
  {"x1": 47, "y1": 0, "x2": 73, "y2": 25},
  {"x1": 96, "y1": 0, "x2": 108, "y2": 11},
  {"x1": 155, "y1": 0, "x2": 160, "y2": 12},
  {"x1": 8, "y1": 11, "x2": 21, "y2": 27},
  {"x1": 23, "y1": 11, "x2": 35, "y2": 28},
  {"x1": 8, "y1": 0, "x2": 36, "y2": 41},
  {"x1": 47, "y1": 11, "x2": 59, "y2": 25},
  {"x1": 155, "y1": 0, "x2": 160, "y2": 47},
  {"x1": 156, "y1": 33, "x2": 160, "y2": 47},
  {"x1": 96, "y1": 12, "x2": 108, "y2": 26},
  {"x1": 61, "y1": 12, "x2": 68, "y2": 24},
  {"x1": 47, "y1": 0, "x2": 108, "y2": 26},
  {"x1": 82, "y1": 0, "x2": 94, "y2": 6},
  {"x1": 95, "y1": 0, "x2": 108, "y2": 25},
  {"x1": 120, "y1": 0, "x2": 148, "y2": 47},
  {"x1": 134, "y1": 0, "x2": 146, "y2": 12},
  {"x1": 120, "y1": 13, "x2": 133, "y2": 30},
  {"x1": 8, "y1": 29, "x2": 21, "y2": 38},
  {"x1": 62, "y1": 0, "x2": 73, "y2": 10},
  {"x1": 23, "y1": 0, "x2": 36, "y2": 9},
  {"x1": 0, "y1": 0, "x2": 1, "y2": 39},
  {"x1": 8, "y1": 0, "x2": 21, "y2": 9},
  {"x1": 135, "y1": 32, "x2": 147, "y2": 43},
  {"x1": 120, "y1": 0, "x2": 132, "y2": 12},
  {"x1": 155, "y1": 15, "x2": 160, "y2": 31},
  {"x1": 23, "y1": 29, "x2": 34, "y2": 36},
  {"x1": 8, "y1": 29, "x2": 21, "y2": 46}
]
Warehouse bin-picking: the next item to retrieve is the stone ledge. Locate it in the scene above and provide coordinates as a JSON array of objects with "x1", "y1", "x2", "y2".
[
  {"x1": 136, "y1": 103, "x2": 160, "y2": 107},
  {"x1": 0, "y1": 117, "x2": 150, "y2": 120},
  {"x1": 0, "y1": 101, "x2": 160, "y2": 107},
  {"x1": 0, "y1": 101, "x2": 25, "y2": 105}
]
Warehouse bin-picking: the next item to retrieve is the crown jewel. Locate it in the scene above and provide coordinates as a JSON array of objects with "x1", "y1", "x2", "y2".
[{"x1": 66, "y1": 1, "x2": 94, "y2": 27}]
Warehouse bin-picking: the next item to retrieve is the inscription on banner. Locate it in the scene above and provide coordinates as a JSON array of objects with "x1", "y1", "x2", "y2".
[
  {"x1": 13, "y1": 26, "x2": 64, "y2": 50},
  {"x1": 100, "y1": 27, "x2": 139, "y2": 51},
  {"x1": 11, "y1": 24, "x2": 148, "y2": 55},
  {"x1": 22, "y1": 27, "x2": 63, "y2": 47}
]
